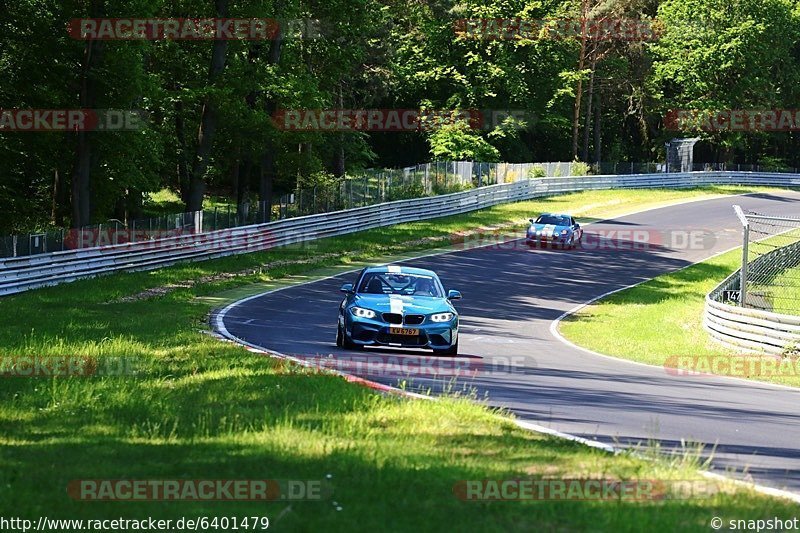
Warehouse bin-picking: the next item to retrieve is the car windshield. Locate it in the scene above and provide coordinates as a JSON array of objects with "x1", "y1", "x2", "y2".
[
  {"x1": 536, "y1": 215, "x2": 571, "y2": 226},
  {"x1": 357, "y1": 272, "x2": 442, "y2": 297}
]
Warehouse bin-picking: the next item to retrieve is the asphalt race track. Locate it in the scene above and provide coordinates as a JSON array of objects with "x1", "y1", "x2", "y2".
[{"x1": 218, "y1": 192, "x2": 800, "y2": 494}]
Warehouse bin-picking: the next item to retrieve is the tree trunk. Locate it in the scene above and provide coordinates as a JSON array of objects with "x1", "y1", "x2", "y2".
[
  {"x1": 51, "y1": 168, "x2": 67, "y2": 227},
  {"x1": 71, "y1": 132, "x2": 92, "y2": 227},
  {"x1": 235, "y1": 43, "x2": 263, "y2": 218},
  {"x1": 71, "y1": 28, "x2": 104, "y2": 228},
  {"x1": 231, "y1": 151, "x2": 241, "y2": 208},
  {"x1": 128, "y1": 189, "x2": 143, "y2": 220},
  {"x1": 581, "y1": 59, "x2": 596, "y2": 162},
  {"x1": 175, "y1": 97, "x2": 190, "y2": 204},
  {"x1": 238, "y1": 160, "x2": 251, "y2": 207},
  {"x1": 571, "y1": 0, "x2": 589, "y2": 160},
  {"x1": 593, "y1": 91, "x2": 602, "y2": 164},
  {"x1": 259, "y1": 151, "x2": 275, "y2": 222},
  {"x1": 187, "y1": 0, "x2": 229, "y2": 212},
  {"x1": 113, "y1": 195, "x2": 127, "y2": 221},
  {"x1": 332, "y1": 146, "x2": 346, "y2": 178},
  {"x1": 257, "y1": 24, "x2": 284, "y2": 222},
  {"x1": 332, "y1": 85, "x2": 346, "y2": 178}
]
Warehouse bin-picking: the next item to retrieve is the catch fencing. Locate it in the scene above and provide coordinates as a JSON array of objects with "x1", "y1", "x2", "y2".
[
  {"x1": 10, "y1": 160, "x2": 800, "y2": 260},
  {"x1": 4, "y1": 170, "x2": 800, "y2": 298},
  {"x1": 705, "y1": 207, "x2": 800, "y2": 354}
]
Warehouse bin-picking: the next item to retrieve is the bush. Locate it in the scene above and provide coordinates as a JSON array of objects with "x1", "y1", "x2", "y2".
[
  {"x1": 385, "y1": 181, "x2": 427, "y2": 202},
  {"x1": 758, "y1": 156, "x2": 790, "y2": 172},
  {"x1": 571, "y1": 161, "x2": 591, "y2": 177},
  {"x1": 432, "y1": 181, "x2": 474, "y2": 195},
  {"x1": 428, "y1": 122, "x2": 501, "y2": 162},
  {"x1": 297, "y1": 170, "x2": 338, "y2": 188},
  {"x1": 527, "y1": 165, "x2": 547, "y2": 178}
]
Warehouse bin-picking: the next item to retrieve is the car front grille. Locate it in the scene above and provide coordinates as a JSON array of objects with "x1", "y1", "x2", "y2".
[
  {"x1": 404, "y1": 314, "x2": 424, "y2": 325},
  {"x1": 382, "y1": 313, "x2": 403, "y2": 324},
  {"x1": 381, "y1": 313, "x2": 425, "y2": 325}
]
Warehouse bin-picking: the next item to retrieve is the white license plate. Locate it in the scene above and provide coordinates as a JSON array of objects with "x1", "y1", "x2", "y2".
[{"x1": 389, "y1": 327, "x2": 419, "y2": 336}]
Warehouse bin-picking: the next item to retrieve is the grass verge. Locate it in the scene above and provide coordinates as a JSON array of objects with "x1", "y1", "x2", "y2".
[
  {"x1": 771, "y1": 267, "x2": 800, "y2": 315},
  {"x1": 1, "y1": 186, "x2": 797, "y2": 531},
  {"x1": 558, "y1": 246, "x2": 800, "y2": 388},
  {"x1": 754, "y1": 263, "x2": 800, "y2": 316}
]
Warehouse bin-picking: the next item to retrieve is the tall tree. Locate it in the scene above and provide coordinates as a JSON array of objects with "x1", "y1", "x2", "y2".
[{"x1": 187, "y1": 0, "x2": 230, "y2": 211}]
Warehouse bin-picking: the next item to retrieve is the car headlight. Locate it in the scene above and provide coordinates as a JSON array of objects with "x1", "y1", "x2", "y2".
[
  {"x1": 430, "y1": 312, "x2": 454, "y2": 323},
  {"x1": 561, "y1": 229, "x2": 569, "y2": 235},
  {"x1": 351, "y1": 307, "x2": 377, "y2": 319}
]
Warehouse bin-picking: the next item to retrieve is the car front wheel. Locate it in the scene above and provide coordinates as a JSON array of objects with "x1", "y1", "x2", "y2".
[
  {"x1": 335, "y1": 323, "x2": 344, "y2": 347},
  {"x1": 434, "y1": 341, "x2": 458, "y2": 356},
  {"x1": 337, "y1": 324, "x2": 361, "y2": 350}
]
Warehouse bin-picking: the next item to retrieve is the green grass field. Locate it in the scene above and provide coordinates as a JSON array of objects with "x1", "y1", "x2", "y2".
[
  {"x1": 2, "y1": 186, "x2": 798, "y2": 531},
  {"x1": 558, "y1": 247, "x2": 800, "y2": 388},
  {"x1": 766, "y1": 263, "x2": 800, "y2": 315},
  {"x1": 142, "y1": 189, "x2": 244, "y2": 217}
]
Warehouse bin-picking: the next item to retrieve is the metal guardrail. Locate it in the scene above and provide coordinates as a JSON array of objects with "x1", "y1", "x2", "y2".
[
  {"x1": 705, "y1": 295, "x2": 800, "y2": 354},
  {"x1": 705, "y1": 235, "x2": 800, "y2": 354},
  {"x1": 4, "y1": 170, "x2": 800, "y2": 298}
]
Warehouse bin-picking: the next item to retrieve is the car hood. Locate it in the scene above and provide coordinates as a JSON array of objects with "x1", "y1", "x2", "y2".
[
  {"x1": 529, "y1": 223, "x2": 571, "y2": 235},
  {"x1": 353, "y1": 294, "x2": 454, "y2": 315}
]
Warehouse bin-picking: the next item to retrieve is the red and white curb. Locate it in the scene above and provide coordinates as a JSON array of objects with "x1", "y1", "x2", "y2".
[{"x1": 210, "y1": 190, "x2": 800, "y2": 505}]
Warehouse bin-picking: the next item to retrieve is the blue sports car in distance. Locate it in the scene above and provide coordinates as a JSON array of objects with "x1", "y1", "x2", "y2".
[
  {"x1": 526, "y1": 213, "x2": 583, "y2": 249},
  {"x1": 337, "y1": 265, "x2": 462, "y2": 355}
]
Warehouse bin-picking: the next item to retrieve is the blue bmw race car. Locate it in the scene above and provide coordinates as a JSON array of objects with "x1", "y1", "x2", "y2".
[
  {"x1": 336, "y1": 265, "x2": 462, "y2": 355},
  {"x1": 526, "y1": 213, "x2": 583, "y2": 249}
]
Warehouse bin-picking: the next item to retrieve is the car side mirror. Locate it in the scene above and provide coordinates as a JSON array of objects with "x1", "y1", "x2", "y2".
[
  {"x1": 340, "y1": 283, "x2": 354, "y2": 294},
  {"x1": 447, "y1": 290, "x2": 462, "y2": 300},
  {"x1": 529, "y1": 218, "x2": 535, "y2": 224}
]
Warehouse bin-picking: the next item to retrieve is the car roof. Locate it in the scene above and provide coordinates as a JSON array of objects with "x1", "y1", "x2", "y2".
[
  {"x1": 539, "y1": 212, "x2": 572, "y2": 218},
  {"x1": 363, "y1": 265, "x2": 438, "y2": 277}
]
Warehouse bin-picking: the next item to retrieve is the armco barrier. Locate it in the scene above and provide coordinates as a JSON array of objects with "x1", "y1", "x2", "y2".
[
  {"x1": 3, "y1": 171, "x2": 800, "y2": 297},
  {"x1": 704, "y1": 241, "x2": 800, "y2": 354},
  {"x1": 705, "y1": 294, "x2": 800, "y2": 354}
]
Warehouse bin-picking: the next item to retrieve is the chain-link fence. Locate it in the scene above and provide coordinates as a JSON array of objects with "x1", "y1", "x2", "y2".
[
  {"x1": 735, "y1": 206, "x2": 800, "y2": 314},
  {"x1": 269, "y1": 161, "x2": 601, "y2": 218},
  {"x1": 271, "y1": 161, "x2": 800, "y2": 220},
  {"x1": 0, "y1": 206, "x2": 276, "y2": 259},
  {"x1": 7, "y1": 160, "x2": 800, "y2": 259},
  {"x1": 282, "y1": 161, "x2": 478, "y2": 217}
]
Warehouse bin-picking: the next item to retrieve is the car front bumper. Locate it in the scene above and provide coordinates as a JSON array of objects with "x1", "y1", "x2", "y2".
[
  {"x1": 343, "y1": 314, "x2": 458, "y2": 350},
  {"x1": 526, "y1": 233, "x2": 572, "y2": 247}
]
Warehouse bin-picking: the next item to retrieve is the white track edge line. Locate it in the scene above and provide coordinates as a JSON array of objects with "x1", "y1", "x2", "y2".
[
  {"x1": 213, "y1": 189, "x2": 800, "y2": 503},
  {"x1": 548, "y1": 254, "x2": 800, "y2": 393}
]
